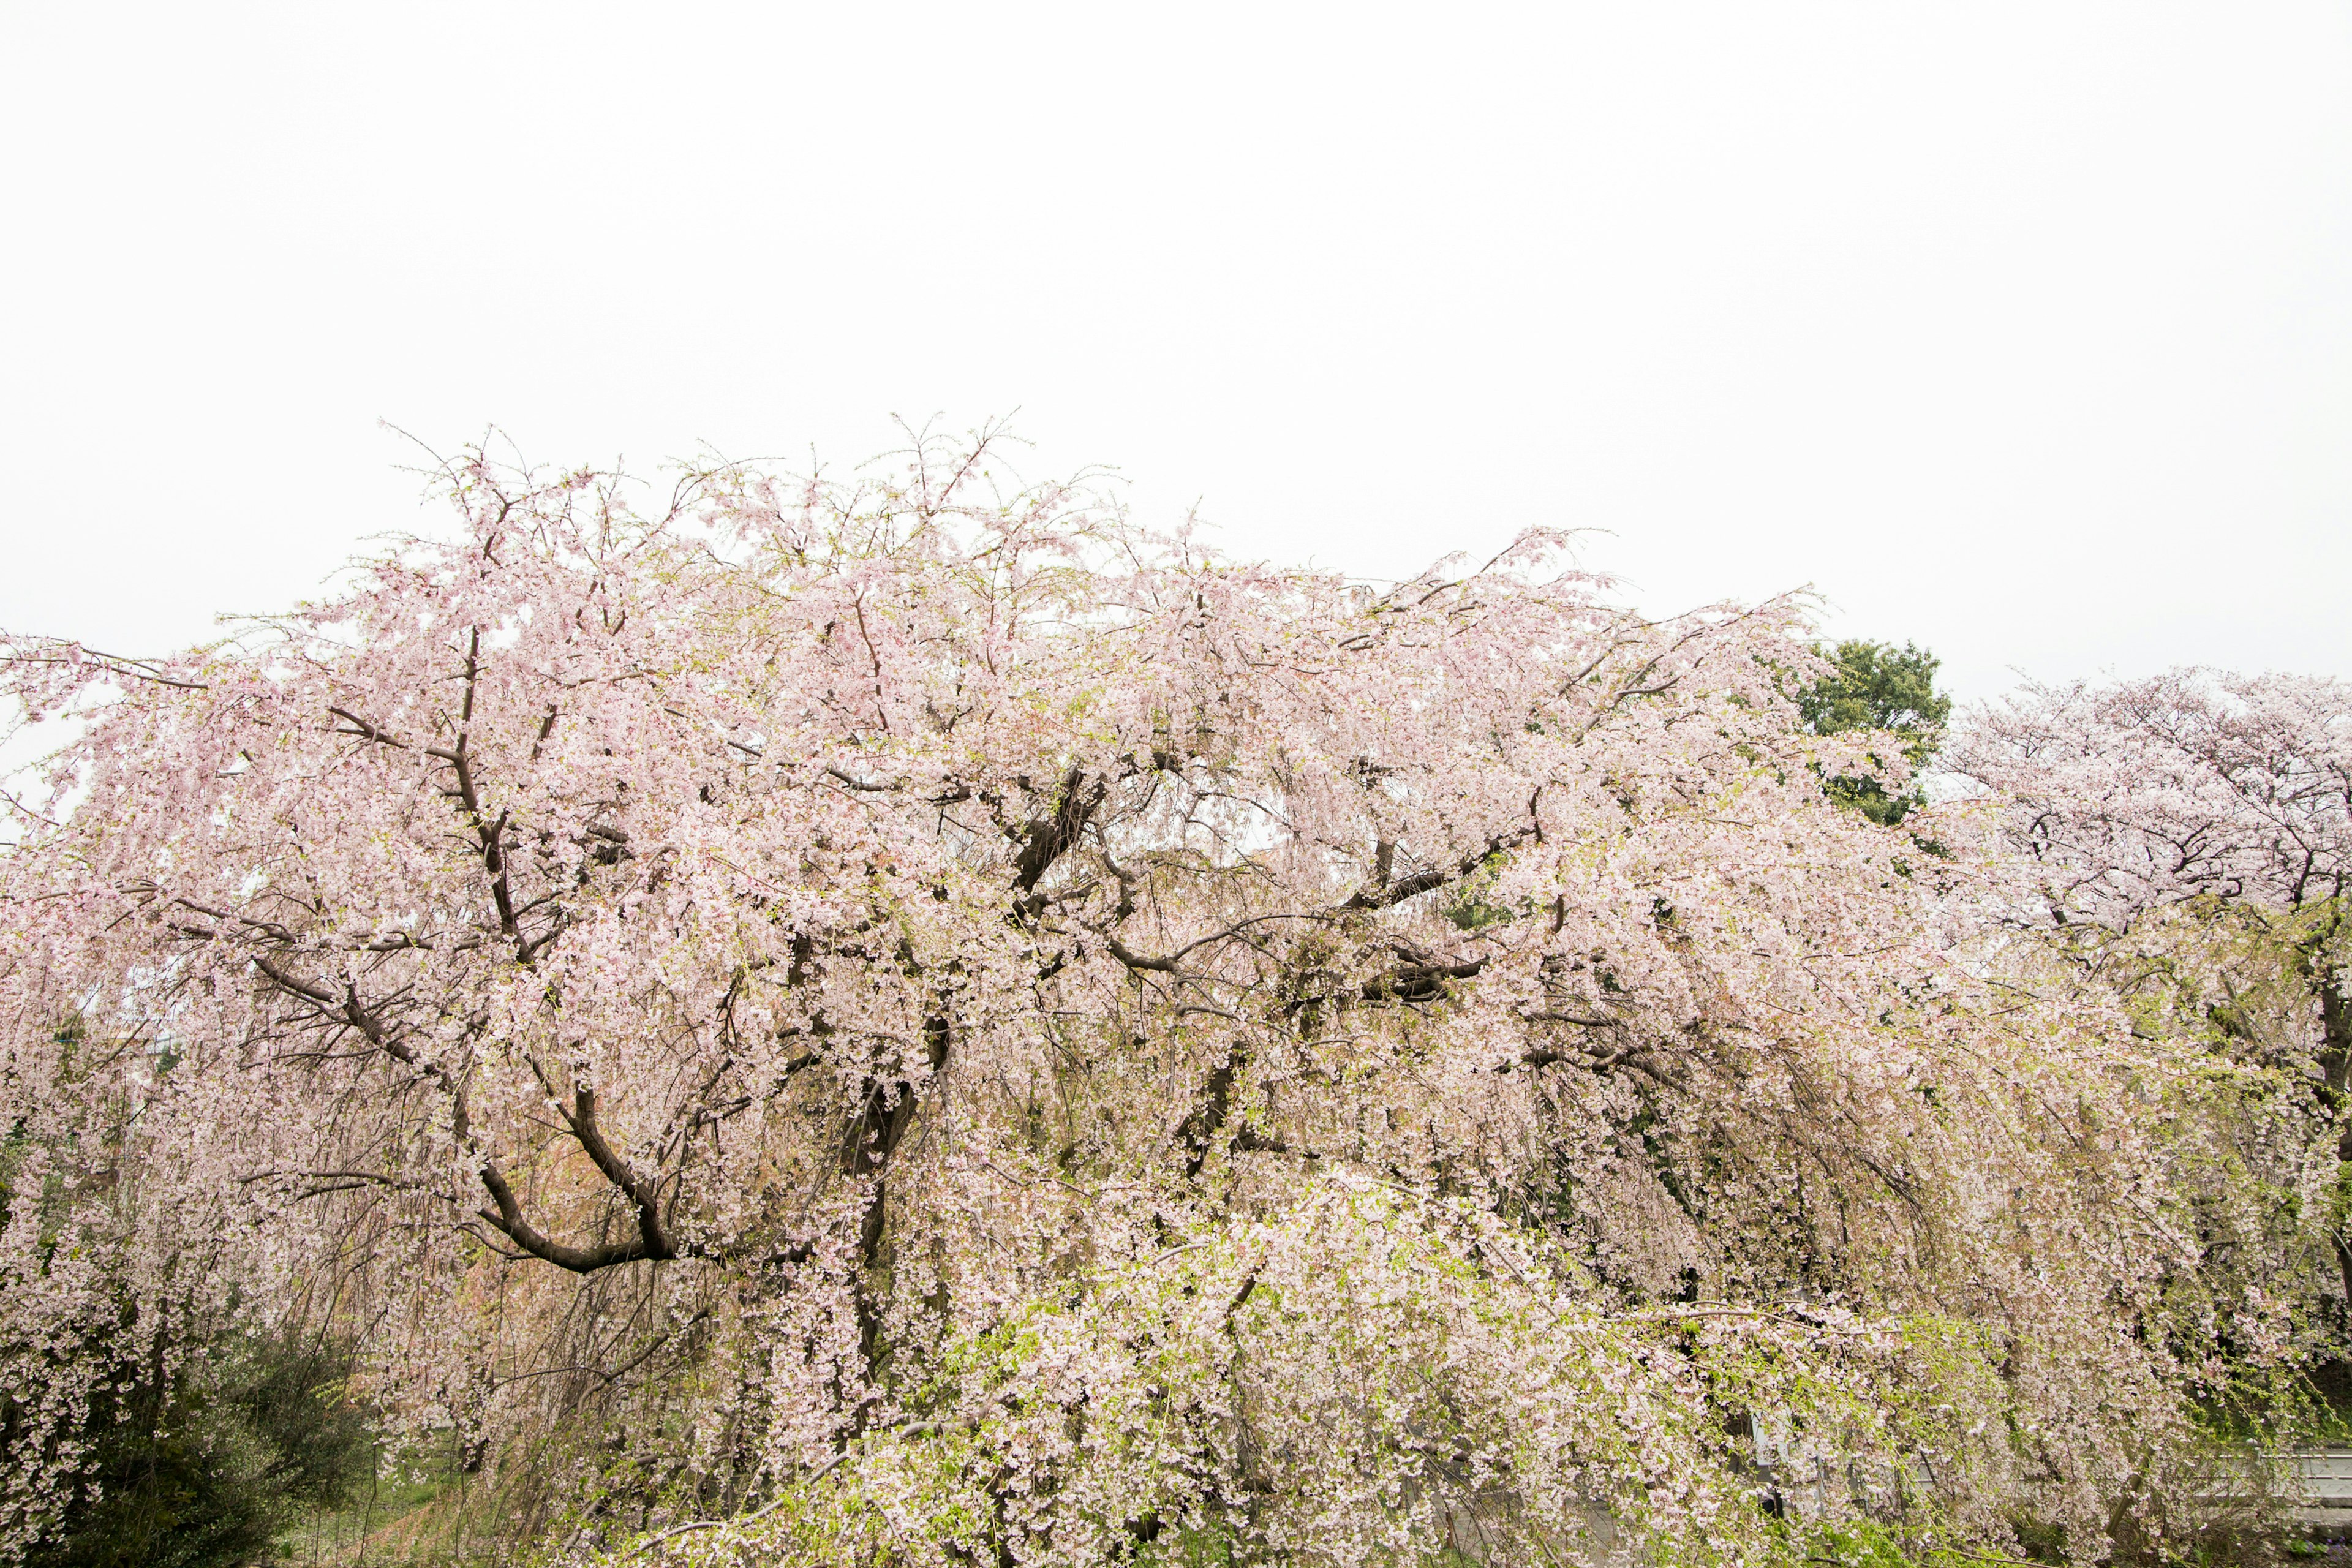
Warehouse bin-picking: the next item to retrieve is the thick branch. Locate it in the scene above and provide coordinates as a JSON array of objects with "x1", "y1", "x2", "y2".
[
  {"x1": 562, "y1": 1084, "x2": 674, "y2": 1261},
  {"x1": 249, "y1": 955, "x2": 670, "y2": 1274},
  {"x1": 476, "y1": 1162, "x2": 660, "y2": 1273},
  {"x1": 1340, "y1": 827, "x2": 1535, "y2": 912},
  {"x1": 1013, "y1": 766, "x2": 1106, "y2": 898}
]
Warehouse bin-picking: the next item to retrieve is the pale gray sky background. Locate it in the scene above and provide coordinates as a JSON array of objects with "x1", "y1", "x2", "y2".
[{"x1": 2, "y1": 6, "x2": 2346, "y2": 703}]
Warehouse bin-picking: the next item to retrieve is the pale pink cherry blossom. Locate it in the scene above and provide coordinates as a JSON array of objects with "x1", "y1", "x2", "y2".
[
  {"x1": 1951, "y1": 670, "x2": 2351, "y2": 936},
  {"x1": 0, "y1": 433, "x2": 2316, "y2": 1564}
]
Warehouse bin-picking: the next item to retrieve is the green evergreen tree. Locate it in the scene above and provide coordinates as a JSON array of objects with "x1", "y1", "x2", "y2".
[{"x1": 1797, "y1": 639, "x2": 1951, "y2": 826}]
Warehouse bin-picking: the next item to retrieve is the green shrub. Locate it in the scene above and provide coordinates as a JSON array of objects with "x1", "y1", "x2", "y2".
[{"x1": 27, "y1": 1326, "x2": 369, "y2": 1568}]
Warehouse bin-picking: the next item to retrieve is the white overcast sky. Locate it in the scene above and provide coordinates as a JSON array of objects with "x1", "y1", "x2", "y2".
[{"x1": 2, "y1": 6, "x2": 2346, "y2": 703}]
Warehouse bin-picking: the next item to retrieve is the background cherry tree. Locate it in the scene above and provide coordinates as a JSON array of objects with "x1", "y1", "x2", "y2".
[
  {"x1": 1, "y1": 432, "x2": 2333, "y2": 1565},
  {"x1": 1951, "y1": 672, "x2": 2352, "y2": 1400}
]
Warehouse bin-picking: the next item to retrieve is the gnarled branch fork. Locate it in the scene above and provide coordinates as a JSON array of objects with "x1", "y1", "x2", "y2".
[{"x1": 249, "y1": 953, "x2": 676, "y2": 1273}]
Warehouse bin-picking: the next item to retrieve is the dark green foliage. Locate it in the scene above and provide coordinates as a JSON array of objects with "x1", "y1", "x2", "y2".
[
  {"x1": 1796, "y1": 639, "x2": 1952, "y2": 744},
  {"x1": 1797, "y1": 640, "x2": 1952, "y2": 826},
  {"x1": 27, "y1": 1325, "x2": 371, "y2": 1568}
]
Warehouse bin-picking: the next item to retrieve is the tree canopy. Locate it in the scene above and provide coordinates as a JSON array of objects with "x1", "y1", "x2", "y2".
[{"x1": 1, "y1": 434, "x2": 2346, "y2": 1567}]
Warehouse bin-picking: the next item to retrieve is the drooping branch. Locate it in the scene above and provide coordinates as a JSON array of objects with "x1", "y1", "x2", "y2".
[{"x1": 249, "y1": 954, "x2": 674, "y2": 1273}]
